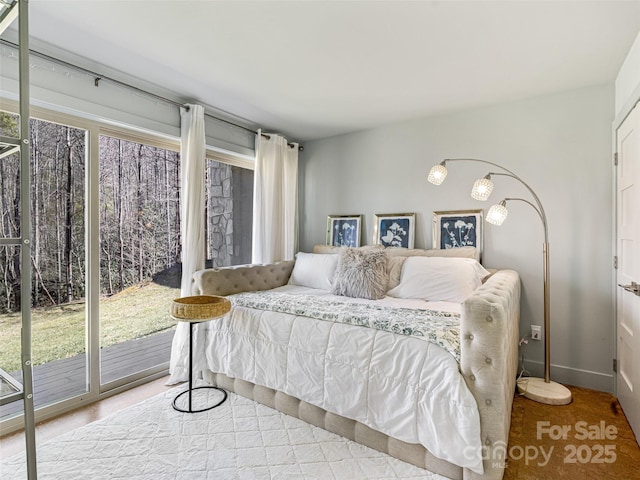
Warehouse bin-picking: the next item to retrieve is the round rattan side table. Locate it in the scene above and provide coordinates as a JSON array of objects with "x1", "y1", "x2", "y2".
[{"x1": 170, "y1": 295, "x2": 231, "y2": 413}]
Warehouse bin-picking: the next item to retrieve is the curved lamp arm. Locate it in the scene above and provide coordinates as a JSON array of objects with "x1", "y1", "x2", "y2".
[
  {"x1": 429, "y1": 158, "x2": 549, "y2": 243},
  {"x1": 486, "y1": 174, "x2": 548, "y2": 244},
  {"x1": 430, "y1": 158, "x2": 546, "y2": 218},
  {"x1": 440, "y1": 158, "x2": 520, "y2": 177},
  {"x1": 430, "y1": 158, "x2": 523, "y2": 189},
  {"x1": 502, "y1": 197, "x2": 543, "y2": 223}
]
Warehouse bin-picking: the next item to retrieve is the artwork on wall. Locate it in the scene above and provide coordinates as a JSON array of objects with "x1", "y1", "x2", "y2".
[
  {"x1": 432, "y1": 209, "x2": 483, "y2": 260},
  {"x1": 326, "y1": 215, "x2": 362, "y2": 247},
  {"x1": 373, "y1": 213, "x2": 415, "y2": 249}
]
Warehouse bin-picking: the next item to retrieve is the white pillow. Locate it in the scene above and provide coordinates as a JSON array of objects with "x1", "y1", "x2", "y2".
[
  {"x1": 387, "y1": 257, "x2": 490, "y2": 303},
  {"x1": 289, "y1": 252, "x2": 339, "y2": 290}
]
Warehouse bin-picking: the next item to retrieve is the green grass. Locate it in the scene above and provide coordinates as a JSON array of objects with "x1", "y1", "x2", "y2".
[{"x1": 0, "y1": 280, "x2": 180, "y2": 373}]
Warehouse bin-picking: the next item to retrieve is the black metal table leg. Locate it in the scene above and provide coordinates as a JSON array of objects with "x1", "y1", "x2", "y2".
[{"x1": 172, "y1": 321, "x2": 227, "y2": 413}]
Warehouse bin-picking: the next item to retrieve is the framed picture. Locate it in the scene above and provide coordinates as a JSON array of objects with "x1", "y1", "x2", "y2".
[
  {"x1": 432, "y1": 209, "x2": 483, "y2": 260},
  {"x1": 373, "y1": 213, "x2": 415, "y2": 248},
  {"x1": 326, "y1": 215, "x2": 362, "y2": 247}
]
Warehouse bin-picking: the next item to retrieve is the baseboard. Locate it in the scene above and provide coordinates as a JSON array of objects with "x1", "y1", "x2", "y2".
[{"x1": 522, "y1": 359, "x2": 614, "y2": 394}]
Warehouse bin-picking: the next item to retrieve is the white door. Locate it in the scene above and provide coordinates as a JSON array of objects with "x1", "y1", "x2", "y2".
[{"x1": 616, "y1": 103, "x2": 640, "y2": 442}]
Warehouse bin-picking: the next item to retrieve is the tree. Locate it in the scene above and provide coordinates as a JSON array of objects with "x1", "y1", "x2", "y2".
[
  {"x1": 0, "y1": 113, "x2": 20, "y2": 312},
  {"x1": 0, "y1": 116, "x2": 192, "y2": 312}
]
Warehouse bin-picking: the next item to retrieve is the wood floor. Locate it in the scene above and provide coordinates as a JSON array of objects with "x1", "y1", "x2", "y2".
[
  {"x1": 504, "y1": 385, "x2": 640, "y2": 479},
  {"x1": 1, "y1": 381, "x2": 639, "y2": 478}
]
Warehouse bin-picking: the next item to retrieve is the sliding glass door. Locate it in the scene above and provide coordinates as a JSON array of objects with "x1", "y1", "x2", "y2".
[
  {"x1": 98, "y1": 133, "x2": 180, "y2": 386},
  {"x1": 0, "y1": 105, "x2": 255, "y2": 428}
]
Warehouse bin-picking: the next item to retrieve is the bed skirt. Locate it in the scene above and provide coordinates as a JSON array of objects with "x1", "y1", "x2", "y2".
[{"x1": 203, "y1": 370, "x2": 464, "y2": 480}]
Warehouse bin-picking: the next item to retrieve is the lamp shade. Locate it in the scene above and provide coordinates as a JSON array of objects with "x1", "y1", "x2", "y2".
[
  {"x1": 471, "y1": 176, "x2": 494, "y2": 201},
  {"x1": 427, "y1": 163, "x2": 448, "y2": 185},
  {"x1": 487, "y1": 202, "x2": 509, "y2": 225}
]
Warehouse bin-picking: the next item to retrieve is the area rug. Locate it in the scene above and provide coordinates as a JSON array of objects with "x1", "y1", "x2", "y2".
[{"x1": 0, "y1": 388, "x2": 450, "y2": 479}]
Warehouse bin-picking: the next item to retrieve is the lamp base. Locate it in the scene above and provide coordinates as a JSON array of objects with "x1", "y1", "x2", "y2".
[{"x1": 516, "y1": 377, "x2": 572, "y2": 405}]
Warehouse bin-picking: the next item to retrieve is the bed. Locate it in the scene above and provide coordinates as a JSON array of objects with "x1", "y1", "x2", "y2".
[{"x1": 171, "y1": 245, "x2": 520, "y2": 480}]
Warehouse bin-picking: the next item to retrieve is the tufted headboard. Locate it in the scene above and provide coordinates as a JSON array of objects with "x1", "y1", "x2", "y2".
[{"x1": 191, "y1": 260, "x2": 295, "y2": 296}]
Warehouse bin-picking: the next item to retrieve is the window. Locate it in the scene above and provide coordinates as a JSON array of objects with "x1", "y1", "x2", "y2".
[{"x1": 205, "y1": 159, "x2": 253, "y2": 267}]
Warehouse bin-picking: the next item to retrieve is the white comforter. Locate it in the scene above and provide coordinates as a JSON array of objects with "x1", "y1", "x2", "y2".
[{"x1": 191, "y1": 286, "x2": 483, "y2": 474}]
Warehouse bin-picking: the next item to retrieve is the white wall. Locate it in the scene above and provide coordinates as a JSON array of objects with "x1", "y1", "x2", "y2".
[
  {"x1": 300, "y1": 84, "x2": 615, "y2": 392},
  {"x1": 615, "y1": 31, "x2": 640, "y2": 119}
]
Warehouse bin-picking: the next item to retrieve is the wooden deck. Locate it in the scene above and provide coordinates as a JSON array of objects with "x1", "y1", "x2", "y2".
[{"x1": 0, "y1": 329, "x2": 174, "y2": 420}]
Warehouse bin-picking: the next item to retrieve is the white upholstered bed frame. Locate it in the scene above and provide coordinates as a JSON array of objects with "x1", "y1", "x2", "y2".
[{"x1": 191, "y1": 257, "x2": 520, "y2": 480}]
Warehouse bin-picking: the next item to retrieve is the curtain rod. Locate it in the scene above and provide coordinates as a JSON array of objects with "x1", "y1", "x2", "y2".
[
  {"x1": 0, "y1": 39, "x2": 255, "y2": 133},
  {"x1": 260, "y1": 133, "x2": 299, "y2": 149},
  {"x1": 0, "y1": 38, "x2": 303, "y2": 151}
]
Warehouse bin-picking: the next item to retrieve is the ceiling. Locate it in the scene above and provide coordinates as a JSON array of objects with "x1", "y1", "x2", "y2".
[{"x1": 19, "y1": 1, "x2": 640, "y2": 142}]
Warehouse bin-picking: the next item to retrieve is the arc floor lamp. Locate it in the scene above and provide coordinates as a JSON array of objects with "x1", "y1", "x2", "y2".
[{"x1": 428, "y1": 158, "x2": 572, "y2": 405}]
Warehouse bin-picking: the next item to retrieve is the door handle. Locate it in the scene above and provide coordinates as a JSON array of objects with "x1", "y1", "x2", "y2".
[{"x1": 618, "y1": 281, "x2": 640, "y2": 296}]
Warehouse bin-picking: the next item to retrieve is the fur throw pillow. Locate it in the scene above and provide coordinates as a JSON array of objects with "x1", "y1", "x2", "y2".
[{"x1": 331, "y1": 246, "x2": 388, "y2": 300}]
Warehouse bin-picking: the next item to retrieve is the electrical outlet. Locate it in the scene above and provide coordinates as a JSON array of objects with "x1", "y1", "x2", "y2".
[{"x1": 531, "y1": 325, "x2": 542, "y2": 340}]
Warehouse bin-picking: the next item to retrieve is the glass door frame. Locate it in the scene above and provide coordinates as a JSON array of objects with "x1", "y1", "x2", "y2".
[{"x1": 0, "y1": 4, "x2": 37, "y2": 475}]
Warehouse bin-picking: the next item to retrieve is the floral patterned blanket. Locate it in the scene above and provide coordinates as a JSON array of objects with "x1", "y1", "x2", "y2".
[{"x1": 229, "y1": 291, "x2": 461, "y2": 362}]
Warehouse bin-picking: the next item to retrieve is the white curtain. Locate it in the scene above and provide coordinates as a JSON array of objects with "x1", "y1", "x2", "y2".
[
  {"x1": 167, "y1": 104, "x2": 206, "y2": 384},
  {"x1": 252, "y1": 130, "x2": 299, "y2": 263}
]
